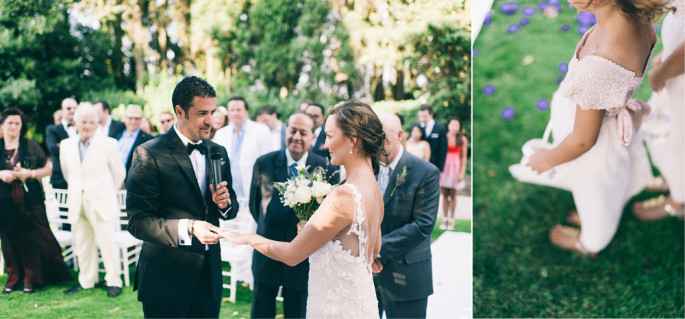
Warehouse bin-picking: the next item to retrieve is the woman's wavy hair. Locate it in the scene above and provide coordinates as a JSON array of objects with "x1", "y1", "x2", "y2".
[
  {"x1": 328, "y1": 100, "x2": 387, "y2": 176},
  {"x1": 587, "y1": 0, "x2": 671, "y2": 24}
]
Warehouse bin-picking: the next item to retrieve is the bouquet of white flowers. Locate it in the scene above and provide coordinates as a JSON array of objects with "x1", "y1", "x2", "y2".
[{"x1": 274, "y1": 165, "x2": 336, "y2": 223}]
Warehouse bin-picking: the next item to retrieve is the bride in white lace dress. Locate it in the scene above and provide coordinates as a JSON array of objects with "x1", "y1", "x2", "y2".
[{"x1": 223, "y1": 101, "x2": 385, "y2": 319}]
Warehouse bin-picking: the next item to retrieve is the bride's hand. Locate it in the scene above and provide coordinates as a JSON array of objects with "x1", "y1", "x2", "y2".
[
  {"x1": 220, "y1": 230, "x2": 252, "y2": 245},
  {"x1": 371, "y1": 258, "x2": 383, "y2": 274}
]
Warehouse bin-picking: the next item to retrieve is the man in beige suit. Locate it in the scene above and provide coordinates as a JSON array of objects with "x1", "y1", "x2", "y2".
[{"x1": 60, "y1": 103, "x2": 126, "y2": 298}]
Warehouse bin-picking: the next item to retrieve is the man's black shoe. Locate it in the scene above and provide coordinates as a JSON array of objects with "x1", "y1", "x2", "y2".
[
  {"x1": 64, "y1": 284, "x2": 83, "y2": 295},
  {"x1": 107, "y1": 286, "x2": 122, "y2": 298}
]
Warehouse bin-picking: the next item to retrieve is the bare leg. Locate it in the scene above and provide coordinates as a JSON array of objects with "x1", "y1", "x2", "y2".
[{"x1": 440, "y1": 188, "x2": 451, "y2": 229}]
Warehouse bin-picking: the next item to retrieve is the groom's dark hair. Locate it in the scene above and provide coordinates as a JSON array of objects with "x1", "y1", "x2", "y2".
[{"x1": 172, "y1": 76, "x2": 216, "y2": 118}]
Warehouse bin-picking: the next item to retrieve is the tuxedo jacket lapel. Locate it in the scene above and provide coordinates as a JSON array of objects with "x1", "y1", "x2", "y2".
[
  {"x1": 168, "y1": 129, "x2": 204, "y2": 202},
  {"x1": 384, "y1": 151, "x2": 411, "y2": 205}
]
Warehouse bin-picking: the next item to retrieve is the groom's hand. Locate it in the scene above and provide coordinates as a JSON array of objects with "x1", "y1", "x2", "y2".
[
  {"x1": 210, "y1": 181, "x2": 230, "y2": 209},
  {"x1": 371, "y1": 258, "x2": 383, "y2": 273},
  {"x1": 191, "y1": 221, "x2": 223, "y2": 245}
]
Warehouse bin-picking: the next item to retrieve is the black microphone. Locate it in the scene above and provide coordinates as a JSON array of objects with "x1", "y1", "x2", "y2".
[{"x1": 210, "y1": 146, "x2": 223, "y2": 188}]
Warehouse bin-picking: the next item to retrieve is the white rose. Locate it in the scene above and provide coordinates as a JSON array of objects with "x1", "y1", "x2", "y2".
[
  {"x1": 285, "y1": 193, "x2": 297, "y2": 207},
  {"x1": 311, "y1": 181, "x2": 330, "y2": 197},
  {"x1": 294, "y1": 186, "x2": 312, "y2": 204}
]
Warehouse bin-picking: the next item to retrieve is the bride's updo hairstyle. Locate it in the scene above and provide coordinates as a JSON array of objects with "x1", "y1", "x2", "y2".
[
  {"x1": 328, "y1": 100, "x2": 386, "y2": 176},
  {"x1": 587, "y1": 0, "x2": 670, "y2": 24}
]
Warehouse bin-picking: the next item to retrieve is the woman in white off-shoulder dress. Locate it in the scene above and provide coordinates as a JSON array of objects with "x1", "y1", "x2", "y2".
[
  {"x1": 223, "y1": 101, "x2": 385, "y2": 318},
  {"x1": 634, "y1": 0, "x2": 685, "y2": 220},
  {"x1": 525, "y1": 0, "x2": 671, "y2": 256}
]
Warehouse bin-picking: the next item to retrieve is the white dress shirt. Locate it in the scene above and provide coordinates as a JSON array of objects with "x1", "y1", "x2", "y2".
[
  {"x1": 95, "y1": 117, "x2": 112, "y2": 137},
  {"x1": 424, "y1": 119, "x2": 435, "y2": 137},
  {"x1": 378, "y1": 146, "x2": 404, "y2": 194},
  {"x1": 270, "y1": 122, "x2": 284, "y2": 150},
  {"x1": 63, "y1": 120, "x2": 77, "y2": 137},
  {"x1": 286, "y1": 149, "x2": 309, "y2": 170}
]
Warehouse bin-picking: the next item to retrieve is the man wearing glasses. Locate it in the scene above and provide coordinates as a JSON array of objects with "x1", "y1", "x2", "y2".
[{"x1": 159, "y1": 111, "x2": 175, "y2": 134}]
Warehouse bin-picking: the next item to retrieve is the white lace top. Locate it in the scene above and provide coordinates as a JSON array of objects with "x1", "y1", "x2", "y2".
[{"x1": 306, "y1": 184, "x2": 379, "y2": 319}]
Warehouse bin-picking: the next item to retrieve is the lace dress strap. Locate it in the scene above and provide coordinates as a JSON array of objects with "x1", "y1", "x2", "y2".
[{"x1": 344, "y1": 183, "x2": 369, "y2": 265}]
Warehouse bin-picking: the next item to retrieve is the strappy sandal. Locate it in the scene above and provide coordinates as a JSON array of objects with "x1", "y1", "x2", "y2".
[
  {"x1": 644, "y1": 176, "x2": 670, "y2": 193},
  {"x1": 439, "y1": 219, "x2": 448, "y2": 230},
  {"x1": 447, "y1": 218, "x2": 455, "y2": 230},
  {"x1": 633, "y1": 195, "x2": 685, "y2": 221},
  {"x1": 2, "y1": 288, "x2": 13, "y2": 295},
  {"x1": 549, "y1": 225, "x2": 598, "y2": 259},
  {"x1": 565, "y1": 210, "x2": 581, "y2": 227}
]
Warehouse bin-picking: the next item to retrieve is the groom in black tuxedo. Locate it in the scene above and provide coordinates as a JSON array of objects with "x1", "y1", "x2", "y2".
[
  {"x1": 374, "y1": 113, "x2": 440, "y2": 318},
  {"x1": 249, "y1": 111, "x2": 338, "y2": 318},
  {"x1": 126, "y1": 76, "x2": 239, "y2": 318}
]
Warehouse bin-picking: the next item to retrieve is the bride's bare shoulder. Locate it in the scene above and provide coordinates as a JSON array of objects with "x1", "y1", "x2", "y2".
[{"x1": 323, "y1": 185, "x2": 355, "y2": 215}]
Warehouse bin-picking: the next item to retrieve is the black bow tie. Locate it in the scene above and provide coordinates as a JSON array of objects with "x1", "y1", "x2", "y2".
[{"x1": 187, "y1": 142, "x2": 205, "y2": 155}]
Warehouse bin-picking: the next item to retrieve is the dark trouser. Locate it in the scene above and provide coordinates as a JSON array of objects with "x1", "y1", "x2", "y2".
[
  {"x1": 251, "y1": 281, "x2": 307, "y2": 319},
  {"x1": 377, "y1": 288, "x2": 428, "y2": 319},
  {"x1": 142, "y1": 254, "x2": 220, "y2": 318}
]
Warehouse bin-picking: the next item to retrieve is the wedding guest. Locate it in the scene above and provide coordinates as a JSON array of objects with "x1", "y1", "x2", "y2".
[
  {"x1": 117, "y1": 104, "x2": 153, "y2": 177},
  {"x1": 53, "y1": 110, "x2": 62, "y2": 125},
  {"x1": 93, "y1": 100, "x2": 126, "y2": 138},
  {"x1": 634, "y1": 0, "x2": 684, "y2": 220},
  {"x1": 214, "y1": 96, "x2": 273, "y2": 200},
  {"x1": 61, "y1": 104, "x2": 126, "y2": 298},
  {"x1": 417, "y1": 105, "x2": 447, "y2": 172},
  {"x1": 0, "y1": 108, "x2": 72, "y2": 295},
  {"x1": 210, "y1": 106, "x2": 228, "y2": 139},
  {"x1": 158, "y1": 111, "x2": 175, "y2": 134},
  {"x1": 46, "y1": 97, "x2": 78, "y2": 190},
  {"x1": 373, "y1": 113, "x2": 440, "y2": 318},
  {"x1": 249, "y1": 111, "x2": 338, "y2": 318},
  {"x1": 439, "y1": 117, "x2": 468, "y2": 230},
  {"x1": 405, "y1": 124, "x2": 431, "y2": 162},
  {"x1": 140, "y1": 116, "x2": 157, "y2": 136},
  {"x1": 305, "y1": 103, "x2": 330, "y2": 159},
  {"x1": 126, "y1": 76, "x2": 238, "y2": 318},
  {"x1": 255, "y1": 105, "x2": 286, "y2": 150},
  {"x1": 526, "y1": 0, "x2": 667, "y2": 256}
]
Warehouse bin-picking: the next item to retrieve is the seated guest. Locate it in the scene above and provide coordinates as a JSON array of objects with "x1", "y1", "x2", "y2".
[
  {"x1": 255, "y1": 105, "x2": 286, "y2": 150},
  {"x1": 117, "y1": 104, "x2": 153, "y2": 176},
  {"x1": 0, "y1": 108, "x2": 72, "y2": 295}
]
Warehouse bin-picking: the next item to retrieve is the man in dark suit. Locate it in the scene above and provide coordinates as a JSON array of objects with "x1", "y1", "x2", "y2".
[
  {"x1": 249, "y1": 111, "x2": 338, "y2": 318},
  {"x1": 93, "y1": 100, "x2": 126, "y2": 138},
  {"x1": 417, "y1": 104, "x2": 448, "y2": 172},
  {"x1": 305, "y1": 103, "x2": 330, "y2": 159},
  {"x1": 373, "y1": 113, "x2": 441, "y2": 319},
  {"x1": 46, "y1": 97, "x2": 78, "y2": 189},
  {"x1": 126, "y1": 76, "x2": 239, "y2": 318},
  {"x1": 116, "y1": 104, "x2": 153, "y2": 176}
]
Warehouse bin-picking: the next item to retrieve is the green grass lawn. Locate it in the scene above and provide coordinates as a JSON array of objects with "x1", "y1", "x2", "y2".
[
  {"x1": 0, "y1": 264, "x2": 255, "y2": 318},
  {"x1": 473, "y1": 1, "x2": 683, "y2": 317}
]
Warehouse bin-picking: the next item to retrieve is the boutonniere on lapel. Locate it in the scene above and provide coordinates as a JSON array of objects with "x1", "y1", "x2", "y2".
[{"x1": 390, "y1": 166, "x2": 408, "y2": 197}]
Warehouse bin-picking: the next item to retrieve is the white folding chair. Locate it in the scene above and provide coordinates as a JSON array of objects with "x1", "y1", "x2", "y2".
[
  {"x1": 219, "y1": 197, "x2": 256, "y2": 302},
  {"x1": 109, "y1": 190, "x2": 142, "y2": 287},
  {"x1": 45, "y1": 187, "x2": 78, "y2": 271}
]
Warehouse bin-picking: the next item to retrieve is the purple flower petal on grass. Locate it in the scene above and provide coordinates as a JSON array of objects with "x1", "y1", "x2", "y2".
[
  {"x1": 473, "y1": 49, "x2": 478, "y2": 57},
  {"x1": 577, "y1": 12, "x2": 597, "y2": 27},
  {"x1": 500, "y1": 2, "x2": 520, "y2": 15},
  {"x1": 560, "y1": 24, "x2": 571, "y2": 32},
  {"x1": 538, "y1": 2, "x2": 548, "y2": 11},
  {"x1": 556, "y1": 76, "x2": 565, "y2": 84},
  {"x1": 522, "y1": 6, "x2": 538, "y2": 15},
  {"x1": 507, "y1": 24, "x2": 520, "y2": 34},
  {"x1": 501, "y1": 106, "x2": 516, "y2": 120},
  {"x1": 577, "y1": 26, "x2": 589, "y2": 35},
  {"x1": 557, "y1": 62, "x2": 568, "y2": 74},
  {"x1": 484, "y1": 11, "x2": 493, "y2": 26},
  {"x1": 483, "y1": 85, "x2": 496, "y2": 95},
  {"x1": 520, "y1": 18, "x2": 530, "y2": 26},
  {"x1": 536, "y1": 98, "x2": 550, "y2": 111},
  {"x1": 654, "y1": 24, "x2": 660, "y2": 32},
  {"x1": 547, "y1": 0, "x2": 560, "y2": 5}
]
